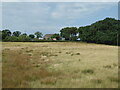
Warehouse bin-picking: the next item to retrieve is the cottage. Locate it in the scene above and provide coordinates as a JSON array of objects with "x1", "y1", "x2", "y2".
[{"x1": 44, "y1": 34, "x2": 55, "y2": 40}]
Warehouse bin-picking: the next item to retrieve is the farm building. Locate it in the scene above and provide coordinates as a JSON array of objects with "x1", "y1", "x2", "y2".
[{"x1": 44, "y1": 34, "x2": 56, "y2": 40}]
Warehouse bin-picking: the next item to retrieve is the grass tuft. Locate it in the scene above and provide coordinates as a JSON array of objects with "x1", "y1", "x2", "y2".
[
  {"x1": 75, "y1": 53, "x2": 80, "y2": 55},
  {"x1": 82, "y1": 69, "x2": 94, "y2": 74},
  {"x1": 58, "y1": 51, "x2": 62, "y2": 53},
  {"x1": 71, "y1": 54, "x2": 74, "y2": 56},
  {"x1": 91, "y1": 78, "x2": 102, "y2": 84},
  {"x1": 26, "y1": 50, "x2": 33, "y2": 53},
  {"x1": 108, "y1": 77, "x2": 119, "y2": 83},
  {"x1": 41, "y1": 78, "x2": 57, "y2": 85},
  {"x1": 78, "y1": 59, "x2": 81, "y2": 61},
  {"x1": 103, "y1": 65, "x2": 112, "y2": 69},
  {"x1": 112, "y1": 63, "x2": 117, "y2": 67},
  {"x1": 66, "y1": 52, "x2": 71, "y2": 54}
]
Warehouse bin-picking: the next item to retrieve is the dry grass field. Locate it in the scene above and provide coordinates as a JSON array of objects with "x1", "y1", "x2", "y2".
[
  {"x1": 0, "y1": 43, "x2": 2, "y2": 89},
  {"x1": 2, "y1": 42, "x2": 118, "y2": 88}
]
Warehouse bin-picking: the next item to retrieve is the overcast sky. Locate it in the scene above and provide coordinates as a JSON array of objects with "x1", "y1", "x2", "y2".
[
  {"x1": 1, "y1": 0, "x2": 119, "y2": 2},
  {"x1": 2, "y1": 2, "x2": 118, "y2": 35}
]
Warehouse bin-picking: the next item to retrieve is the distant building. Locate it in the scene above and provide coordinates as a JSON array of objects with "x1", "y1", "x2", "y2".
[
  {"x1": 52, "y1": 38, "x2": 57, "y2": 40},
  {"x1": 39, "y1": 38, "x2": 44, "y2": 40},
  {"x1": 77, "y1": 38, "x2": 80, "y2": 41},
  {"x1": 61, "y1": 38, "x2": 65, "y2": 40},
  {"x1": 44, "y1": 34, "x2": 55, "y2": 40}
]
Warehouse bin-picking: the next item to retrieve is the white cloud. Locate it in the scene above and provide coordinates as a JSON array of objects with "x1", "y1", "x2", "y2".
[
  {"x1": 50, "y1": 3, "x2": 115, "y2": 20},
  {"x1": 2, "y1": 2, "x2": 117, "y2": 34}
]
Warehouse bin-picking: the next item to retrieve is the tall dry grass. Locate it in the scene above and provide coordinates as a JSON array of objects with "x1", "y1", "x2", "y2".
[{"x1": 2, "y1": 42, "x2": 118, "y2": 88}]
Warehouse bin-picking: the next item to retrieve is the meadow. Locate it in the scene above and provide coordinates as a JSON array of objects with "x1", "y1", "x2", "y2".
[{"x1": 2, "y1": 42, "x2": 118, "y2": 88}]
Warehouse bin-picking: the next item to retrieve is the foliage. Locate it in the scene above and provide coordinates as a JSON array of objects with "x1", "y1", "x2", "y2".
[
  {"x1": 51, "y1": 33, "x2": 61, "y2": 40},
  {"x1": 1, "y1": 17, "x2": 120, "y2": 45},
  {"x1": 0, "y1": 30, "x2": 2, "y2": 41},
  {"x1": 13, "y1": 31, "x2": 21, "y2": 37},
  {"x1": 78, "y1": 17, "x2": 119, "y2": 45},
  {"x1": 60, "y1": 27, "x2": 77, "y2": 41},
  {"x1": 34, "y1": 32, "x2": 43, "y2": 39},
  {"x1": 18, "y1": 35, "x2": 30, "y2": 42},
  {"x1": 22, "y1": 33, "x2": 27, "y2": 36},
  {"x1": 4, "y1": 36, "x2": 18, "y2": 42},
  {"x1": 2, "y1": 29, "x2": 11, "y2": 39},
  {"x1": 29, "y1": 34, "x2": 35, "y2": 39}
]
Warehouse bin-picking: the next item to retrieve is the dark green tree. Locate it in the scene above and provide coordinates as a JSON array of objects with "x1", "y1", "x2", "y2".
[
  {"x1": 2, "y1": 29, "x2": 11, "y2": 40},
  {"x1": 77, "y1": 17, "x2": 119, "y2": 45},
  {"x1": 13, "y1": 31, "x2": 21, "y2": 37},
  {"x1": 4, "y1": 36, "x2": 18, "y2": 42},
  {"x1": 0, "y1": 30, "x2": 2, "y2": 41},
  {"x1": 29, "y1": 34, "x2": 35, "y2": 39},
  {"x1": 51, "y1": 33, "x2": 61, "y2": 40},
  {"x1": 22, "y1": 33, "x2": 27, "y2": 36},
  {"x1": 34, "y1": 32, "x2": 43, "y2": 39},
  {"x1": 60, "y1": 27, "x2": 77, "y2": 41},
  {"x1": 18, "y1": 35, "x2": 30, "y2": 42}
]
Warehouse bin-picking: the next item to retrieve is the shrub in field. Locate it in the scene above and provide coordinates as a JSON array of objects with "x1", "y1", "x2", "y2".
[
  {"x1": 75, "y1": 53, "x2": 80, "y2": 55},
  {"x1": 103, "y1": 65, "x2": 112, "y2": 69},
  {"x1": 58, "y1": 51, "x2": 62, "y2": 53},
  {"x1": 35, "y1": 64, "x2": 41, "y2": 67},
  {"x1": 71, "y1": 54, "x2": 74, "y2": 56},
  {"x1": 119, "y1": 66, "x2": 120, "y2": 68},
  {"x1": 50, "y1": 54, "x2": 58, "y2": 56},
  {"x1": 82, "y1": 69, "x2": 94, "y2": 74},
  {"x1": 40, "y1": 52, "x2": 58, "y2": 57},
  {"x1": 41, "y1": 52, "x2": 50, "y2": 57},
  {"x1": 112, "y1": 63, "x2": 117, "y2": 67},
  {"x1": 66, "y1": 52, "x2": 71, "y2": 54},
  {"x1": 78, "y1": 59, "x2": 81, "y2": 61},
  {"x1": 26, "y1": 50, "x2": 33, "y2": 53},
  {"x1": 71, "y1": 53, "x2": 80, "y2": 56},
  {"x1": 4, "y1": 48, "x2": 10, "y2": 51}
]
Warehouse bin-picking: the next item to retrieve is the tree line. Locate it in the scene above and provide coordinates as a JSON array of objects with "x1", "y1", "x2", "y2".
[
  {"x1": 0, "y1": 30, "x2": 43, "y2": 42},
  {"x1": 0, "y1": 17, "x2": 120, "y2": 45}
]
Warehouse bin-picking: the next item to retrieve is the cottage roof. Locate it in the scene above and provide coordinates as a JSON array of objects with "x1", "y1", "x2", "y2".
[{"x1": 44, "y1": 34, "x2": 54, "y2": 38}]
